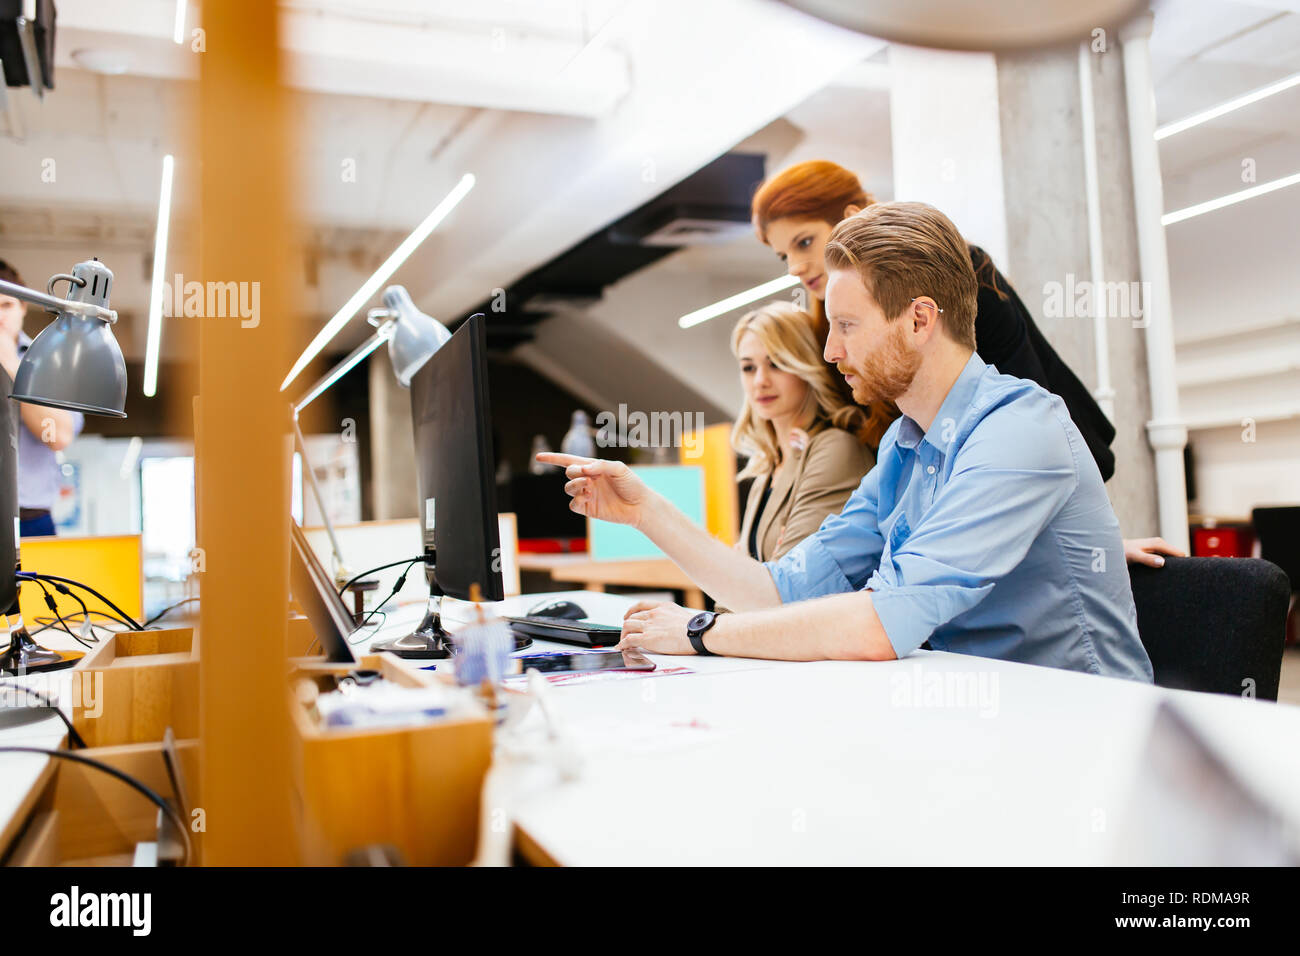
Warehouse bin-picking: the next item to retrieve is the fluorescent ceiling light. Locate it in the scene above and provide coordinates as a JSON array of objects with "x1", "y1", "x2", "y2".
[
  {"x1": 173, "y1": 0, "x2": 187, "y2": 44},
  {"x1": 1155, "y1": 70, "x2": 1300, "y2": 141},
  {"x1": 119, "y1": 436, "x2": 143, "y2": 479},
  {"x1": 280, "y1": 172, "x2": 476, "y2": 392},
  {"x1": 1162, "y1": 171, "x2": 1300, "y2": 226},
  {"x1": 678, "y1": 274, "x2": 800, "y2": 329},
  {"x1": 143, "y1": 154, "x2": 175, "y2": 398}
]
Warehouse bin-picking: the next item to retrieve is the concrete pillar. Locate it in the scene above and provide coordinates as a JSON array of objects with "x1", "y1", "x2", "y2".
[
  {"x1": 368, "y1": 355, "x2": 418, "y2": 519},
  {"x1": 995, "y1": 42, "x2": 1162, "y2": 539},
  {"x1": 889, "y1": 46, "x2": 1009, "y2": 268}
]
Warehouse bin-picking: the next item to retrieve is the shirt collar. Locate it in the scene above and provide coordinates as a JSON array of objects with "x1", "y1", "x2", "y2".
[{"x1": 894, "y1": 352, "x2": 987, "y2": 455}]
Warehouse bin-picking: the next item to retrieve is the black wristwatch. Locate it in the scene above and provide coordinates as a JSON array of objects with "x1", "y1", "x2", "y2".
[{"x1": 686, "y1": 610, "x2": 719, "y2": 656}]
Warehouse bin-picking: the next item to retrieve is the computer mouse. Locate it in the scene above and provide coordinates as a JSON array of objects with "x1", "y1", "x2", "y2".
[{"x1": 528, "y1": 599, "x2": 587, "y2": 620}]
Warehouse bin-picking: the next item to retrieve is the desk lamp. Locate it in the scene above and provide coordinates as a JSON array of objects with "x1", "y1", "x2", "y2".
[
  {"x1": 0, "y1": 259, "x2": 128, "y2": 679},
  {"x1": 292, "y1": 284, "x2": 450, "y2": 591}
]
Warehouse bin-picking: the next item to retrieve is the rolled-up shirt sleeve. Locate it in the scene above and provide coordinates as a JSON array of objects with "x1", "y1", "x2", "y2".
[
  {"x1": 765, "y1": 463, "x2": 885, "y2": 603},
  {"x1": 867, "y1": 411, "x2": 1078, "y2": 657}
]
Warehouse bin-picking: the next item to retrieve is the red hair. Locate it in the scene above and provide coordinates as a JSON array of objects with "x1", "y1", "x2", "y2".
[
  {"x1": 750, "y1": 161, "x2": 897, "y2": 447},
  {"x1": 751, "y1": 160, "x2": 872, "y2": 246}
]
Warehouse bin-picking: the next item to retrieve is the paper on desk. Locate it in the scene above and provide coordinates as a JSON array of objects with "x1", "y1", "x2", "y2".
[{"x1": 502, "y1": 664, "x2": 694, "y2": 687}]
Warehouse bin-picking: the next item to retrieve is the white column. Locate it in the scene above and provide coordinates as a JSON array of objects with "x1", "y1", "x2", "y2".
[
  {"x1": 1078, "y1": 42, "x2": 1116, "y2": 423},
  {"x1": 1120, "y1": 13, "x2": 1190, "y2": 551}
]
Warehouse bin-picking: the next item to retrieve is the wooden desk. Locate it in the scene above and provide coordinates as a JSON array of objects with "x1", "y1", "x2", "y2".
[{"x1": 516, "y1": 554, "x2": 705, "y2": 609}]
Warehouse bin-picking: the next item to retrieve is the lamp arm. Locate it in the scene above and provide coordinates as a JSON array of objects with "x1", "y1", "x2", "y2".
[{"x1": 0, "y1": 278, "x2": 118, "y2": 325}]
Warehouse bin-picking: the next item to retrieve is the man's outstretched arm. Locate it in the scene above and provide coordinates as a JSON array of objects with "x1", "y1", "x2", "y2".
[{"x1": 538, "y1": 452, "x2": 782, "y2": 612}]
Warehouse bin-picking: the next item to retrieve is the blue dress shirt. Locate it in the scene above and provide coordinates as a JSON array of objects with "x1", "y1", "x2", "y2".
[{"x1": 765, "y1": 353, "x2": 1153, "y2": 682}]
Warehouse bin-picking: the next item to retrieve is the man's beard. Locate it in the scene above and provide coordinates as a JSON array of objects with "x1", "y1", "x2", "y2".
[{"x1": 838, "y1": 320, "x2": 921, "y2": 406}]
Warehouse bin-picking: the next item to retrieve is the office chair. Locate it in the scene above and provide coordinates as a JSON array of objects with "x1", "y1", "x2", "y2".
[
  {"x1": 1128, "y1": 556, "x2": 1290, "y2": 701},
  {"x1": 1252, "y1": 506, "x2": 1299, "y2": 645}
]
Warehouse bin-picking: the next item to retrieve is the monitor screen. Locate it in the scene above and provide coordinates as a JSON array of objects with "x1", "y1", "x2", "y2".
[
  {"x1": 288, "y1": 521, "x2": 357, "y2": 664},
  {"x1": 0, "y1": 367, "x2": 18, "y2": 613},
  {"x1": 408, "y1": 313, "x2": 504, "y2": 603}
]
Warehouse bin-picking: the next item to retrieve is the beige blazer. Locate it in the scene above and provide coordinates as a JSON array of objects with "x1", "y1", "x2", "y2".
[{"x1": 737, "y1": 426, "x2": 875, "y2": 563}]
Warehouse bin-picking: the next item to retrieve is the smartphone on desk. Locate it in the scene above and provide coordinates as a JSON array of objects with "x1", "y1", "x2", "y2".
[{"x1": 510, "y1": 648, "x2": 656, "y2": 675}]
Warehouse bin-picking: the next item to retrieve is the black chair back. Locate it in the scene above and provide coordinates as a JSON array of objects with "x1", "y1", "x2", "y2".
[
  {"x1": 1251, "y1": 506, "x2": 1300, "y2": 592},
  {"x1": 1129, "y1": 556, "x2": 1290, "y2": 701}
]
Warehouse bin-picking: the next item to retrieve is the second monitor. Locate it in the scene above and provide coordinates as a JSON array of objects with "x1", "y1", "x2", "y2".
[{"x1": 372, "y1": 312, "x2": 503, "y2": 659}]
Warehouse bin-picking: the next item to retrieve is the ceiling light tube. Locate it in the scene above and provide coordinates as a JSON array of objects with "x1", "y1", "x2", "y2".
[
  {"x1": 1162, "y1": 170, "x2": 1300, "y2": 226},
  {"x1": 143, "y1": 153, "x2": 174, "y2": 398},
  {"x1": 678, "y1": 274, "x2": 800, "y2": 329},
  {"x1": 280, "y1": 172, "x2": 475, "y2": 392},
  {"x1": 1155, "y1": 70, "x2": 1300, "y2": 140}
]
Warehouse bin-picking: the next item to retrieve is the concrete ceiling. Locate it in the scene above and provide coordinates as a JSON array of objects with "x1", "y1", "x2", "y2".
[{"x1": 0, "y1": 0, "x2": 1295, "y2": 419}]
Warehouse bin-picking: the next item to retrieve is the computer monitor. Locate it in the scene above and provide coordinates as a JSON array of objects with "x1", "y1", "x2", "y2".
[
  {"x1": 371, "y1": 313, "x2": 503, "y2": 659},
  {"x1": 288, "y1": 520, "x2": 357, "y2": 664},
  {"x1": 0, "y1": 366, "x2": 82, "y2": 675}
]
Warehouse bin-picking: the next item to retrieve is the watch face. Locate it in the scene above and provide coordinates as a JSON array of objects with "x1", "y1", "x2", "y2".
[{"x1": 689, "y1": 612, "x2": 711, "y2": 633}]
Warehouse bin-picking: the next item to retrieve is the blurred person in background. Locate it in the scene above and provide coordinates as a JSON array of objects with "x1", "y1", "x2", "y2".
[{"x1": 0, "y1": 260, "x2": 84, "y2": 537}]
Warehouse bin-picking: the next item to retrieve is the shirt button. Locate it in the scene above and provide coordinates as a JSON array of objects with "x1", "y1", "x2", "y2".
[{"x1": 926, "y1": 465, "x2": 936, "y2": 475}]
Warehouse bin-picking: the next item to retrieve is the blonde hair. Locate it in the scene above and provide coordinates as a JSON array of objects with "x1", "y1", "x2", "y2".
[{"x1": 730, "y1": 303, "x2": 873, "y2": 480}]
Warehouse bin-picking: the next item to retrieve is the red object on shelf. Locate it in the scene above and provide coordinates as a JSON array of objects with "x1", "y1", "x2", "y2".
[
  {"x1": 1191, "y1": 525, "x2": 1254, "y2": 558},
  {"x1": 517, "y1": 537, "x2": 588, "y2": 555}
]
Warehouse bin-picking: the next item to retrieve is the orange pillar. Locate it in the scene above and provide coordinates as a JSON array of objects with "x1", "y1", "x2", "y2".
[{"x1": 195, "y1": 0, "x2": 299, "y2": 864}]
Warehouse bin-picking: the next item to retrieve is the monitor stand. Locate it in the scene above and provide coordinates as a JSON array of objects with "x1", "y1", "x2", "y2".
[
  {"x1": 0, "y1": 603, "x2": 83, "y2": 675},
  {"x1": 370, "y1": 590, "x2": 454, "y2": 660}
]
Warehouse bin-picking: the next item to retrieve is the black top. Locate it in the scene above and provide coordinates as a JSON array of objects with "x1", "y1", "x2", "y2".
[
  {"x1": 969, "y1": 246, "x2": 1116, "y2": 482},
  {"x1": 748, "y1": 483, "x2": 773, "y2": 561}
]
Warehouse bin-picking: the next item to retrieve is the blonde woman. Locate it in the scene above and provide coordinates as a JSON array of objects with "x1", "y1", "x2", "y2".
[{"x1": 731, "y1": 302, "x2": 882, "y2": 562}]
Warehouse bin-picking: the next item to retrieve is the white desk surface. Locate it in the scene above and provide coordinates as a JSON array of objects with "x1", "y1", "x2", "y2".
[
  {"x1": 6, "y1": 593, "x2": 1299, "y2": 867},
  {"x1": 388, "y1": 591, "x2": 1300, "y2": 867},
  {"x1": 0, "y1": 670, "x2": 73, "y2": 854}
]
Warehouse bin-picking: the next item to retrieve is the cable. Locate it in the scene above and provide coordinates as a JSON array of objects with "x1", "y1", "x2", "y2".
[
  {"x1": 359, "y1": 561, "x2": 419, "y2": 628},
  {"x1": 143, "y1": 597, "x2": 199, "y2": 628},
  {"x1": 41, "y1": 585, "x2": 94, "y2": 639},
  {"x1": 336, "y1": 556, "x2": 425, "y2": 597},
  {"x1": 16, "y1": 572, "x2": 143, "y2": 631},
  {"x1": 0, "y1": 686, "x2": 87, "y2": 749},
  {"x1": 0, "y1": 746, "x2": 190, "y2": 866},
  {"x1": 30, "y1": 612, "x2": 119, "y2": 640},
  {"x1": 27, "y1": 578, "x2": 93, "y2": 650},
  {"x1": 348, "y1": 611, "x2": 388, "y2": 646}
]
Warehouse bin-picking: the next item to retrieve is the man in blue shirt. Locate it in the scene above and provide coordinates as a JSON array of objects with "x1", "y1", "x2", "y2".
[
  {"x1": 0, "y1": 260, "x2": 84, "y2": 537},
  {"x1": 539, "y1": 202, "x2": 1152, "y2": 681}
]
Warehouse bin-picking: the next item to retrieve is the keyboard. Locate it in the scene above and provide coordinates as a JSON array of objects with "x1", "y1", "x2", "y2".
[{"x1": 504, "y1": 616, "x2": 624, "y2": 647}]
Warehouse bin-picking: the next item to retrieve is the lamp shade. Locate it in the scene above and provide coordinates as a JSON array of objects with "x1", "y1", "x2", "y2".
[
  {"x1": 383, "y1": 285, "x2": 451, "y2": 387},
  {"x1": 11, "y1": 259, "x2": 128, "y2": 417}
]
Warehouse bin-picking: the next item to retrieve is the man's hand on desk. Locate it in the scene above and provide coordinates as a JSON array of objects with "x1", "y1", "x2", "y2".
[
  {"x1": 617, "y1": 600, "x2": 695, "y2": 655},
  {"x1": 616, "y1": 592, "x2": 898, "y2": 662}
]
